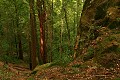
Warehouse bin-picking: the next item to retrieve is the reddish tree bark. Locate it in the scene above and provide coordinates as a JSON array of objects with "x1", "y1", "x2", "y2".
[
  {"x1": 29, "y1": 0, "x2": 37, "y2": 70},
  {"x1": 37, "y1": 0, "x2": 47, "y2": 64}
]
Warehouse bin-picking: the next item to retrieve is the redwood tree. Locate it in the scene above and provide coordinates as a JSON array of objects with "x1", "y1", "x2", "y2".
[
  {"x1": 37, "y1": 0, "x2": 47, "y2": 64},
  {"x1": 29, "y1": 0, "x2": 37, "y2": 70}
]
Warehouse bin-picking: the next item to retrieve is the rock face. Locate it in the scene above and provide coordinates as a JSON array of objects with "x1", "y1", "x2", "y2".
[
  {"x1": 75, "y1": 0, "x2": 120, "y2": 68},
  {"x1": 76, "y1": 0, "x2": 120, "y2": 53},
  {"x1": 83, "y1": 27, "x2": 120, "y2": 68}
]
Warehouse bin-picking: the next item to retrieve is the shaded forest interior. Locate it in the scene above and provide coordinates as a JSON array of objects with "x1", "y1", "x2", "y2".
[{"x1": 0, "y1": 0, "x2": 120, "y2": 80}]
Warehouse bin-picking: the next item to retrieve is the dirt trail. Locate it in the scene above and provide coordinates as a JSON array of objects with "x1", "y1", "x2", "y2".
[{"x1": 0, "y1": 61, "x2": 31, "y2": 80}]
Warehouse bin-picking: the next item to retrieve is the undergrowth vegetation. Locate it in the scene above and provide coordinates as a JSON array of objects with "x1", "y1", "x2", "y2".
[
  {"x1": 0, "y1": 54, "x2": 22, "y2": 64},
  {"x1": 83, "y1": 27, "x2": 120, "y2": 68}
]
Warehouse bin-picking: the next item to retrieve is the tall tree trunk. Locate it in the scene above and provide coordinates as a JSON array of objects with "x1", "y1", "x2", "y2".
[
  {"x1": 14, "y1": 34, "x2": 18, "y2": 56},
  {"x1": 29, "y1": 0, "x2": 37, "y2": 70},
  {"x1": 73, "y1": 0, "x2": 83, "y2": 58},
  {"x1": 60, "y1": 18, "x2": 63, "y2": 58},
  {"x1": 14, "y1": 0, "x2": 23, "y2": 60},
  {"x1": 63, "y1": 8, "x2": 71, "y2": 50},
  {"x1": 37, "y1": 0, "x2": 47, "y2": 64},
  {"x1": 49, "y1": 0, "x2": 53, "y2": 62},
  {"x1": 18, "y1": 32, "x2": 23, "y2": 59}
]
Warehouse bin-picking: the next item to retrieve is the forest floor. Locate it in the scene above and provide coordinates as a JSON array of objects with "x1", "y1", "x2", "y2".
[{"x1": 0, "y1": 58, "x2": 120, "y2": 80}]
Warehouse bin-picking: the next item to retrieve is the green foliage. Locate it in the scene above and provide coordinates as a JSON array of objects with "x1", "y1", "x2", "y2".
[
  {"x1": 0, "y1": 54, "x2": 21, "y2": 64},
  {"x1": 115, "y1": 78, "x2": 120, "y2": 80},
  {"x1": 83, "y1": 47, "x2": 94, "y2": 61},
  {"x1": 0, "y1": 0, "x2": 84, "y2": 68},
  {"x1": 1, "y1": 40, "x2": 9, "y2": 52},
  {"x1": 53, "y1": 53, "x2": 73, "y2": 66},
  {"x1": 72, "y1": 64, "x2": 81, "y2": 68},
  {"x1": 27, "y1": 77, "x2": 35, "y2": 80}
]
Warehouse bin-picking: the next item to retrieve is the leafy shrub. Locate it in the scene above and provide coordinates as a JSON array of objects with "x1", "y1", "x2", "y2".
[{"x1": 0, "y1": 54, "x2": 21, "y2": 64}]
